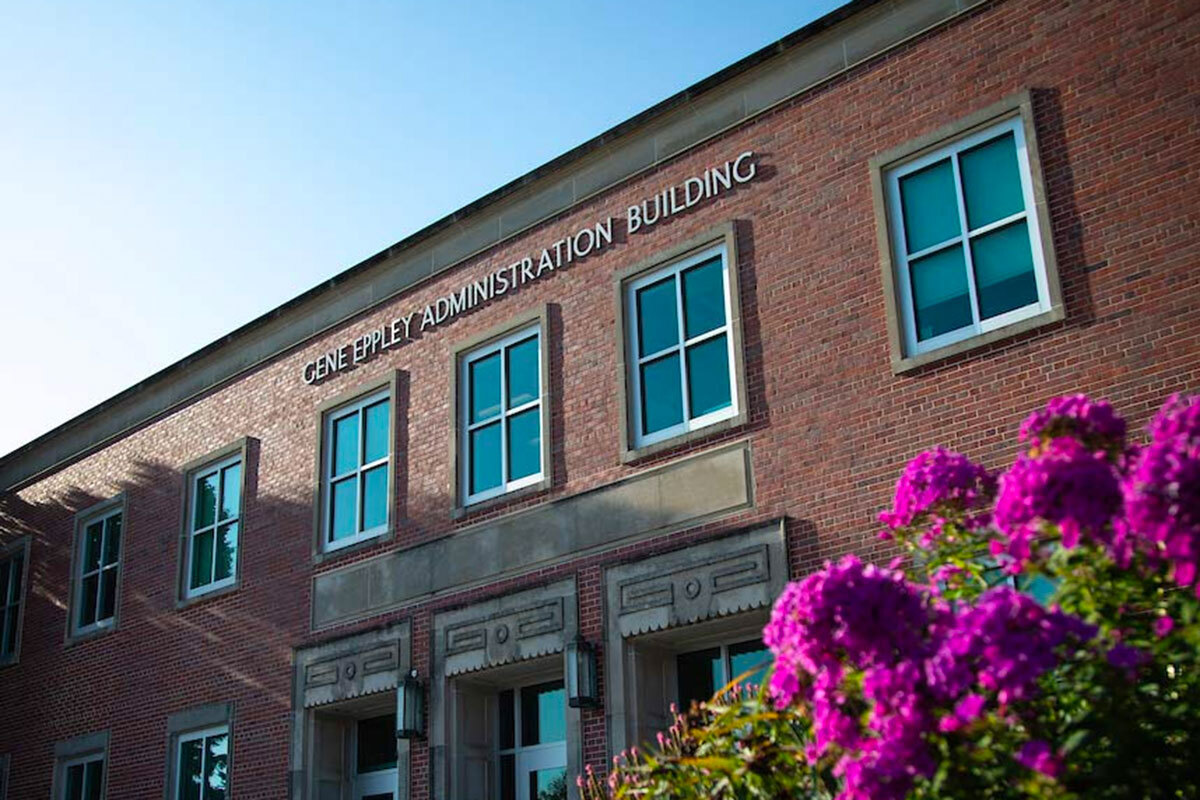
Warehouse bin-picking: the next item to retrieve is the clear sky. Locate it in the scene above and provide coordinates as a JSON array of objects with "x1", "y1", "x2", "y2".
[{"x1": 0, "y1": 0, "x2": 846, "y2": 458}]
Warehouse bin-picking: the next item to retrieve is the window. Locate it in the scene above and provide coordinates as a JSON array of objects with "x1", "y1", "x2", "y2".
[
  {"x1": 60, "y1": 754, "x2": 104, "y2": 800},
  {"x1": 874, "y1": 94, "x2": 1062, "y2": 369},
  {"x1": 676, "y1": 638, "x2": 769, "y2": 710},
  {"x1": 354, "y1": 713, "x2": 397, "y2": 800},
  {"x1": 72, "y1": 506, "x2": 122, "y2": 636},
  {"x1": 321, "y1": 389, "x2": 391, "y2": 552},
  {"x1": 175, "y1": 726, "x2": 228, "y2": 800},
  {"x1": 624, "y1": 242, "x2": 739, "y2": 450},
  {"x1": 459, "y1": 326, "x2": 543, "y2": 506},
  {"x1": 497, "y1": 681, "x2": 567, "y2": 800},
  {"x1": 185, "y1": 456, "x2": 241, "y2": 598},
  {"x1": 0, "y1": 541, "x2": 27, "y2": 663}
]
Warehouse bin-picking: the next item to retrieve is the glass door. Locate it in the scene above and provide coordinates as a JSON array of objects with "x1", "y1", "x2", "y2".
[
  {"x1": 354, "y1": 714, "x2": 397, "y2": 800},
  {"x1": 497, "y1": 681, "x2": 567, "y2": 800}
]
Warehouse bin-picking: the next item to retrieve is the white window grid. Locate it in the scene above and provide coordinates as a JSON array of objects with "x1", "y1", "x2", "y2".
[
  {"x1": 886, "y1": 115, "x2": 1052, "y2": 357},
  {"x1": 60, "y1": 752, "x2": 104, "y2": 800},
  {"x1": 74, "y1": 506, "x2": 122, "y2": 635},
  {"x1": 0, "y1": 553, "x2": 23, "y2": 659},
  {"x1": 174, "y1": 725, "x2": 228, "y2": 800},
  {"x1": 626, "y1": 244, "x2": 738, "y2": 449},
  {"x1": 495, "y1": 681, "x2": 567, "y2": 800},
  {"x1": 322, "y1": 390, "x2": 390, "y2": 552},
  {"x1": 460, "y1": 325, "x2": 544, "y2": 506},
  {"x1": 185, "y1": 455, "x2": 241, "y2": 599}
]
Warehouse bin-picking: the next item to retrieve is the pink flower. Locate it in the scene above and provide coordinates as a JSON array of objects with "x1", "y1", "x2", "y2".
[
  {"x1": 1015, "y1": 739, "x2": 1062, "y2": 778},
  {"x1": 879, "y1": 448, "x2": 995, "y2": 541},
  {"x1": 1155, "y1": 616, "x2": 1175, "y2": 638}
]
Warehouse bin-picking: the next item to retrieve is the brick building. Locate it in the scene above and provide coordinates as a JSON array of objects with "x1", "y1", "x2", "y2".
[{"x1": 0, "y1": 0, "x2": 1197, "y2": 797}]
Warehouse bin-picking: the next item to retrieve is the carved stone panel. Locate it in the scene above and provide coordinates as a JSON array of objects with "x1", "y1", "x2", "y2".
[
  {"x1": 609, "y1": 521, "x2": 786, "y2": 638},
  {"x1": 434, "y1": 579, "x2": 576, "y2": 678},
  {"x1": 303, "y1": 642, "x2": 400, "y2": 708}
]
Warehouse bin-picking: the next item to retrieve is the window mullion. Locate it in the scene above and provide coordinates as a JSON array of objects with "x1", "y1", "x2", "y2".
[
  {"x1": 500, "y1": 344, "x2": 510, "y2": 488},
  {"x1": 674, "y1": 274, "x2": 691, "y2": 424},
  {"x1": 951, "y1": 152, "x2": 983, "y2": 328}
]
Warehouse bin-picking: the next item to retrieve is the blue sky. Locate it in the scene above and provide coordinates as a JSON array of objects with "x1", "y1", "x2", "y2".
[{"x1": 0, "y1": 0, "x2": 845, "y2": 457}]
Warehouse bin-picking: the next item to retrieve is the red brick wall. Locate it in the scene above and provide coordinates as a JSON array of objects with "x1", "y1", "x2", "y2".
[{"x1": 1, "y1": 0, "x2": 1198, "y2": 796}]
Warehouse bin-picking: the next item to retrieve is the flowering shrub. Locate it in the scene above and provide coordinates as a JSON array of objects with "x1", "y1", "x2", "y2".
[{"x1": 582, "y1": 393, "x2": 1200, "y2": 800}]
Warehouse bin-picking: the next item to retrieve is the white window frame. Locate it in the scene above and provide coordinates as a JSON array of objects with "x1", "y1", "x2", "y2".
[
  {"x1": 173, "y1": 725, "x2": 229, "y2": 800},
  {"x1": 59, "y1": 752, "x2": 104, "y2": 800},
  {"x1": 626, "y1": 243, "x2": 738, "y2": 449},
  {"x1": 495, "y1": 680, "x2": 568, "y2": 800},
  {"x1": 886, "y1": 115, "x2": 1052, "y2": 357},
  {"x1": 322, "y1": 389, "x2": 391, "y2": 552},
  {"x1": 183, "y1": 455, "x2": 241, "y2": 599},
  {"x1": 0, "y1": 546, "x2": 26, "y2": 663},
  {"x1": 676, "y1": 637, "x2": 769, "y2": 705},
  {"x1": 72, "y1": 506, "x2": 123, "y2": 636},
  {"x1": 459, "y1": 325, "x2": 544, "y2": 506}
]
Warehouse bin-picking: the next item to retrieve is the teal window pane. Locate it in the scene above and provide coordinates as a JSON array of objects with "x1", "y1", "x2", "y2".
[
  {"x1": 960, "y1": 132, "x2": 1024, "y2": 230},
  {"x1": 361, "y1": 465, "x2": 388, "y2": 531},
  {"x1": 470, "y1": 352, "x2": 502, "y2": 423},
  {"x1": 363, "y1": 400, "x2": 390, "y2": 464},
  {"x1": 681, "y1": 257, "x2": 726, "y2": 339},
  {"x1": 102, "y1": 515, "x2": 121, "y2": 565},
  {"x1": 79, "y1": 574, "x2": 98, "y2": 626},
  {"x1": 521, "y1": 681, "x2": 566, "y2": 745},
  {"x1": 910, "y1": 245, "x2": 972, "y2": 341},
  {"x1": 204, "y1": 734, "x2": 229, "y2": 799},
  {"x1": 332, "y1": 412, "x2": 359, "y2": 476},
  {"x1": 677, "y1": 647, "x2": 722, "y2": 708},
  {"x1": 84, "y1": 760, "x2": 103, "y2": 800},
  {"x1": 178, "y1": 739, "x2": 204, "y2": 800},
  {"x1": 0, "y1": 561, "x2": 8, "y2": 605},
  {"x1": 215, "y1": 522, "x2": 238, "y2": 582},
  {"x1": 640, "y1": 353, "x2": 683, "y2": 435},
  {"x1": 506, "y1": 336, "x2": 539, "y2": 408},
  {"x1": 728, "y1": 639, "x2": 770, "y2": 688},
  {"x1": 83, "y1": 522, "x2": 103, "y2": 572},
  {"x1": 899, "y1": 159, "x2": 960, "y2": 253},
  {"x1": 190, "y1": 530, "x2": 214, "y2": 589},
  {"x1": 99, "y1": 569, "x2": 117, "y2": 620},
  {"x1": 66, "y1": 764, "x2": 84, "y2": 800},
  {"x1": 506, "y1": 408, "x2": 541, "y2": 481},
  {"x1": 636, "y1": 276, "x2": 679, "y2": 357},
  {"x1": 685, "y1": 335, "x2": 732, "y2": 418},
  {"x1": 531, "y1": 768, "x2": 567, "y2": 800},
  {"x1": 470, "y1": 422, "x2": 502, "y2": 495},
  {"x1": 194, "y1": 472, "x2": 218, "y2": 530},
  {"x1": 219, "y1": 464, "x2": 240, "y2": 521},
  {"x1": 971, "y1": 219, "x2": 1038, "y2": 320},
  {"x1": 330, "y1": 477, "x2": 358, "y2": 541}
]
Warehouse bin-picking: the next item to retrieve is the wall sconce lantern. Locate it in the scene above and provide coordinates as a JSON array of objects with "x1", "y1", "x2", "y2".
[
  {"x1": 566, "y1": 635, "x2": 599, "y2": 709},
  {"x1": 396, "y1": 668, "x2": 425, "y2": 739}
]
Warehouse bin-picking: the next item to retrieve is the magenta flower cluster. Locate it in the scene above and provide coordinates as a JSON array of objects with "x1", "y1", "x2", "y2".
[
  {"x1": 763, "y1": 558, "x2": 1093, "y2": 800},
  {"x1": 879, "y1": 447, "x2": 995, "y2": 543},
  {"x1": 992, "y1": 437, "x2": 1123, "y2": 570},
  {"x1": 927, "y1": 587, "x2": 1096, "y2": 710},
  {"x1": 1019, "y1": 393, "x2": 1126, "y2": 450},
  {"x1": 1122, "y1": 394, "x2": 1200, "y2": 594}
]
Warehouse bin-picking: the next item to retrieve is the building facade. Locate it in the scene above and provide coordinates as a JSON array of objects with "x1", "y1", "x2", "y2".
[{"x1": 1, "y1": 0, "x2": 1198, "y2": 797}]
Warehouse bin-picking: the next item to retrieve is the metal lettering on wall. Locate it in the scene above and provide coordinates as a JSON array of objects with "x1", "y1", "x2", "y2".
[{"x1": 301, "y1": 150, "x2": 761, "y2": 384}]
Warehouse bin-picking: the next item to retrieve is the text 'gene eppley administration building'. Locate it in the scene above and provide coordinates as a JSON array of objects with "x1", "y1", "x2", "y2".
[{"x1": 1, "y1": 0, "x2": 1197, "y2": 797}]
